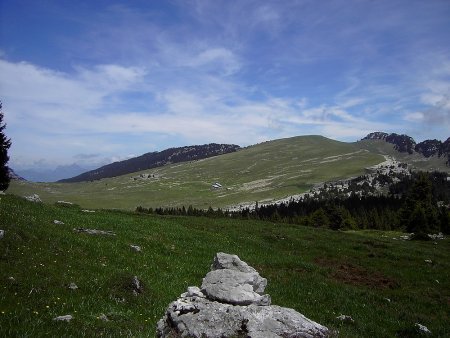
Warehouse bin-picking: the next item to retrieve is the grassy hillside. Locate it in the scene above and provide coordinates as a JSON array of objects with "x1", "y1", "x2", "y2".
[
  {"x1": 7, "y1": 136, "x2": 383, "y2": 210},
  {"x1": 357, "y1": 139, "x2": 450, "y2": 172},
  {"x1": 1, "y1": 195, "x2": 449, "y2": 337}
]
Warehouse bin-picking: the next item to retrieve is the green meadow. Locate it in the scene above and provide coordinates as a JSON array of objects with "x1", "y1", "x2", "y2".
[
  {"x1": 7, "y1": 136, "x2": 384, "y2": 210},
  {"x1": 1, "y1": 195, "x2": 449, "y2": 337}
]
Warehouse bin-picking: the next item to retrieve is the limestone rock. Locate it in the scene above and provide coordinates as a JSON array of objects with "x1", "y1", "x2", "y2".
[
  {"x1": 201, "y1": 269, "x2": 270, "y2": 306},
  {"x1": 73, "y1": 228, "x2": 116, "y2": 236},
  {"x1": 157, "y1": 252, "x2": 332, "y2": 337},
  {"x1": 25, "y1": 194, "x2": 42, "y2": 203},
  {"x1": 54, "y1": 220, "x2": 64, "y2": 225},
  {"x1": 415, "y1": 323, "x2": 431, "y2": 335},
  {"x1": 131, "y1": 276, "x2": 143, "y2": 296},
  {"x1": 336, "y1": 314, "x2": 354, "y2": 323},
  {"x1": 201, "y1": 252, "x2": 269, "y2": 306},
  {"x1": 98, "y1": 313, "x2": 109, "y2": 321},
  {"x1": 0, "y1": 230, "x2": 4, "y2": 239},
  {"x1": 130, "y1": 244, "x2": 142, "y2": 252},
  {"x1": 68, "y1": 282, "x2": 78, "y2": 290},
  {"x1": 53, "y1": 314, "x2": 73, "y2": 322}
]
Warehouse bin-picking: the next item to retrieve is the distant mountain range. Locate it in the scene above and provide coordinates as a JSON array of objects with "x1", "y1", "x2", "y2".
[
  {"x1": 362, "y1": 132, "x2": 450, "y2": 164},
  {"x1": 14, "y1": 163, "x2": 90, "y2": 182},
  {"x1": 59, "y1": 143, "x2": 240, "y2": 183}
]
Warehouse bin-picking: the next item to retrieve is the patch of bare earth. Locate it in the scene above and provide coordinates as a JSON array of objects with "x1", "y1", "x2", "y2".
[{"x1": 314, "y1": 257, "x2": 399, "y2": 289}]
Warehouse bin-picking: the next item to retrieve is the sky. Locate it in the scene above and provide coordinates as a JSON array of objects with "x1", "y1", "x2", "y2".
[{"x1": 1, "y1": 0, "x2": 449, "y2": 171}]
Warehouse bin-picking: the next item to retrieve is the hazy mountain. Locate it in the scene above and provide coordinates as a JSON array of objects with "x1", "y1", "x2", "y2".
[
  {"x1": 8, "y1": 168, "x2": 25, "y2": 181},
  {"x1": 59, "y1": 143, "x2": 241, "y2": 183},
  {"x1": 16, "y1": 163, "x2": 89, "y2": 182}
]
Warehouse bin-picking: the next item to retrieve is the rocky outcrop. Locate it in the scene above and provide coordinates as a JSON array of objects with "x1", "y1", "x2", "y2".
[
  {"x1": 363, "y1": 132, "x2": 450, "y2": 162},
  {"x1": 363, "y1": 132, "x2": 416, "y2": 154},
  {"x1": 157, "y1": 252, "x2": 332, "y2": 338}
]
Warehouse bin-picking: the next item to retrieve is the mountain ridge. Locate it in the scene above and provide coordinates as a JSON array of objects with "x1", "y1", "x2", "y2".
[
  {"x1": 59, "y1": 143, "x2": 240, "y2": 183},
  {"x1": 362, "y1": 132, "x2": 450, "y2": 164}
]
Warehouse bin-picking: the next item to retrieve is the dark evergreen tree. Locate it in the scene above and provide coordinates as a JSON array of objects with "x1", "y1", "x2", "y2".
[{"x1": 0, "y1": 101, "x2": 12, "y2": 191}]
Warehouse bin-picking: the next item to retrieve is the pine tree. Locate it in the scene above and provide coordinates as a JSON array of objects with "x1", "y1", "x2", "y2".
[{"x1": 0, "y1": 101, "x2": 12, "y2": 191}]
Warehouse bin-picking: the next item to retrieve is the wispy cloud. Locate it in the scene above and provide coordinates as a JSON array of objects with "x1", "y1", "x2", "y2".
[{"x1": 1, "y1": 0, "x2": 450, "y2": 168}]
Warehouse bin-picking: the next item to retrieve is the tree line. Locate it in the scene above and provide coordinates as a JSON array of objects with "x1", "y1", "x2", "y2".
[{"x1": 136, "y1": 171, "x2": 450, "y2": 237}]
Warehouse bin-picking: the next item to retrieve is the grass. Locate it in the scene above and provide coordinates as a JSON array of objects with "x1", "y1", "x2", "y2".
[
  {"x1": 7, "y1": 135, "x2": 384, "y2": 210},
  {"x1": 1, "y1": 194, "x2": 449, "y2": 337}
]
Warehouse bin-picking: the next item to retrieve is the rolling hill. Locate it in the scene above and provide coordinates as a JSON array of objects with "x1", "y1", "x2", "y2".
[{"x1": 7, "y1": 135, "x2": 384, "y2": 210}]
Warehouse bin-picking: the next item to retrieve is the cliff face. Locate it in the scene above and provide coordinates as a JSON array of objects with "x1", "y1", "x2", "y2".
[{"x1": 363, "y1": 132, "x2": 416, "y2": 154}]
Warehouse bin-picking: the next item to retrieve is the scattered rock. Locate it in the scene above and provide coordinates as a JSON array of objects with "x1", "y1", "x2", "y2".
[
  {"x1": 98, "y1": 313, "x2": 109, "y2": 322},
  {"x1": 384, "y1": 298, "x2": 391, "y2": 303},
  {"x1": 68, "y1": 282, "x2": 78, "y2": 290},
  {"x1": 415, "y1": 323, "x2": 431, "y2": 335},
  {"x1": 399, "y1": 234, "x2": 411, "y2": 240},
  {"x1": 130, "y1": 245, "x2": 141, "y2": 252},
  {"x1": 8, "y1": 276, "x2": 15, "y2": 282},
  {"x1": 131, "y1": 276, "x2": 143, "y2": 296},
  {"x1": 81, "y1": 209, "x2": 95, "y2": 213},
  {"x1": 73, "y1": 228, "x2": 116, "y2": 236},
  {"x1": 57, "y1": 201, "x2": 73, "y2": 205},
  {"x1": 53, "y1": 220, "x2": 64, "y2": 225},
  {"x1": 424, "y1": 259, "x2": 432, "y2": 264},
  {"x1": 24, "y1": 194, "x2": 42, "y2": 203},
  {"x1": 428, "y1": 232, "x2": 444, "y2": 240},
  {"x1": 336, "y1": 314, "x2": 354, "y2": 323},
  {"x1": 157, "y1": 252, "x2": 332, "y2": 338},
  {"x1": 53, "y1": 314, "x2": 73, "y2": 322},
  {"x1": 0, "y1": 229, "x2": 4, "y2": 239}
]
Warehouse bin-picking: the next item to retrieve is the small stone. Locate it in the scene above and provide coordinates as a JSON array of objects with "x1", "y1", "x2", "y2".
[
  {"x1": 98, "y1": 313, "x2": 109, "y2": 322},
  {"x1": 73, "y1": 228, "x2": 115, "y2": 236},
  {"x1": 130, "y1": 245, "x2": 141, "y2": 252},
  {"x1": 415, "y1": 323, "x2": 431, "y2": 335},
  {"x1": 384, "y1": 298, "x2": 391, "y2": 303},
  {"x1": 57, "y1": 201, "x2": 73, "y2": 205},
  {"x1": 131, "y1": 276, "x2": 142, "y2": 295},
  {"x1": 53, "y1": 314, "x2": 73, "y2": 322},
  {"x1": 0, "y1": 230, "x2": 4, "y2": 239},
  {"x1": 424, "y1": 259, "x2": 432, "y2": 264},
  {"x1": 68, "y1": 282, "x2": 78, "y2": 290},
  {"x1": 336, "y1": 314, "x2": 354, "y2": 323},
  {"x1": 54, "y1": 220, "x2": 64, "y2": 225},
  {"x1": 81, "y1": 209, "x2": 95, "y2": 213}
]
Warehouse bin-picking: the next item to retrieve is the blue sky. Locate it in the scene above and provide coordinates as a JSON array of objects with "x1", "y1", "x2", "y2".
[{"x1": 1, "y1": 0, "x2": 449, "y2": 170}]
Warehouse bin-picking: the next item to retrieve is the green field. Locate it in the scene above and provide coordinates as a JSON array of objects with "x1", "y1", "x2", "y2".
[
  {"x1": 1, "y1": 195, "x2": 449, "y2": 337},
  {"x1": 7, "y1": 136, "x2": 384, "y2": 210}
]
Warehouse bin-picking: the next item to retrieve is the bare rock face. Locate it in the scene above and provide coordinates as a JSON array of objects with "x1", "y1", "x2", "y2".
[{"x1": 157, "y1": 252, "x2": 332, "y2": 338}]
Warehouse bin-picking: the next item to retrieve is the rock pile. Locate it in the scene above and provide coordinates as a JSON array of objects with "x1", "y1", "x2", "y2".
[
  {"x1": 24, "y1": 194, "x2": 42, "y2": 203},
  {"x1": 157, "y1": 252, "x2": 332, "y2": 338}
]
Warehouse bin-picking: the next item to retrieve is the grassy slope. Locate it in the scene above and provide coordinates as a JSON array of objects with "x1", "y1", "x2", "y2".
[
  {"x1": 357, "y1": 139, "x2": 450, "y2": 173},
  {"x1": 7, "y1": 136, "x2": 383, "y2": 210},
  {"x1": 1, "y1": 195, "x2": 449, "y2": 337}
]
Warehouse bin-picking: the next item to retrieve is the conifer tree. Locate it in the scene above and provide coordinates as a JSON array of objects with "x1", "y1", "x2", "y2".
[{"x1": 0, "y1": 101, "x2": 12, "y2": 191}]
